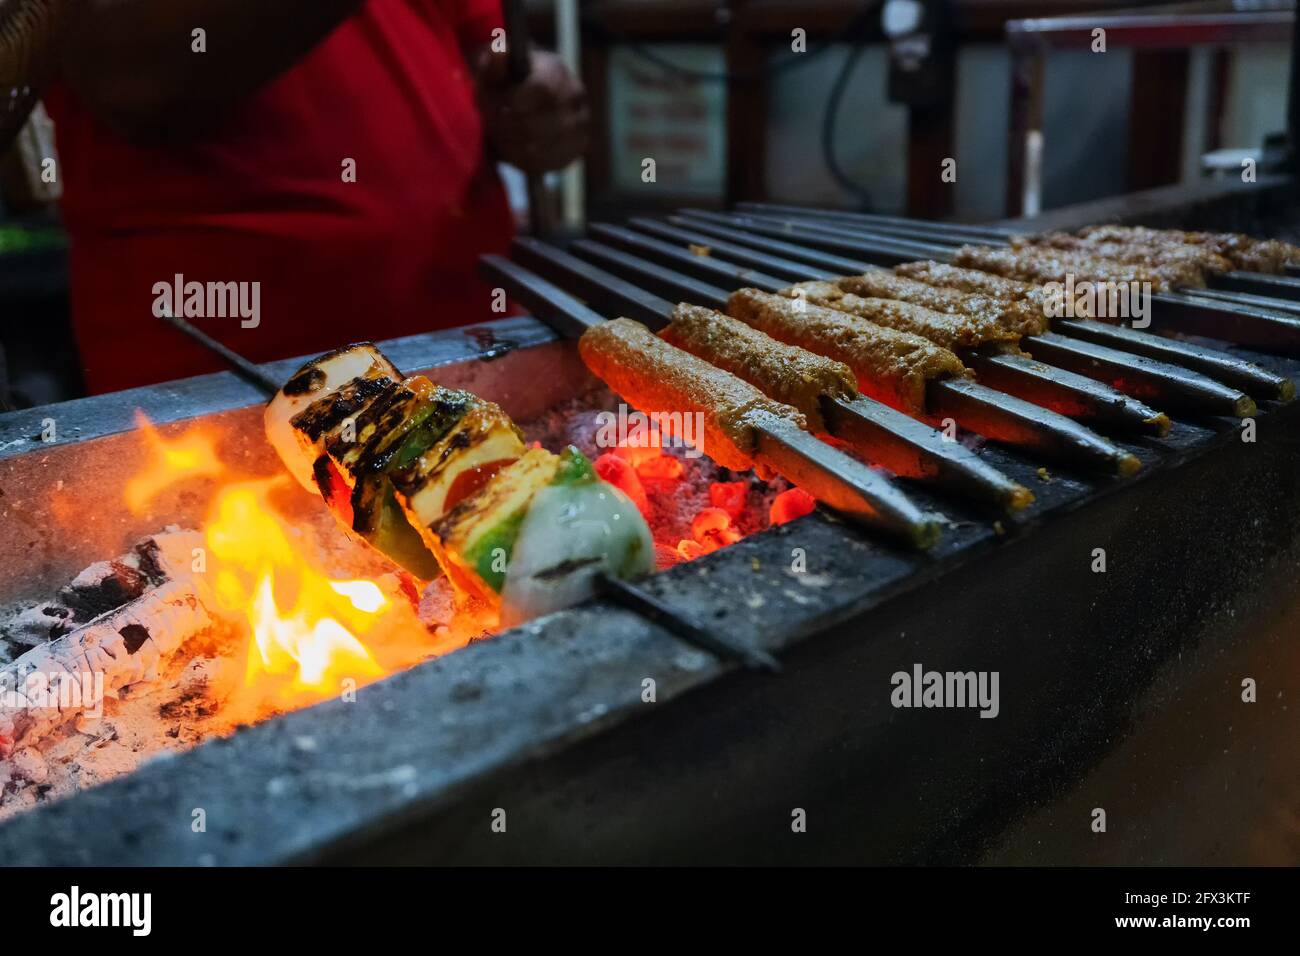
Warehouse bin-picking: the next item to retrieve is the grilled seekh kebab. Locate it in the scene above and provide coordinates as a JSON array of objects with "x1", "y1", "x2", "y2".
[
  {"x1": 577, "y1": 222, "x2": 1201, "y2": 431},
  {"x1": 660, "y1": 303, "x2": 1033, "y2": 512},
  {"x1": 1013, "y1": 232, "x2": 1235, "y2": 275},
  {"x1": 782, "y1": 277, "x2": 1190, "y2": 429},
  {"x1": 1075, "y1": 225, "x2": 1300, "y2": 275},
  {"x1": 951, "y1": 244, "x2": 1205, "y2": 293},
  {"x1": 802, "y1": 269, "x2": 1267, "y2": 417},
  {"x1": 893, "y1": 261, "x2": 1292, "y2": 403},
  {"x1": 482, "y1": 250, "x2": 1038, "y2": 515},
  {"x1": 578, "y1": 318, "x2": 944, "y2": 548},
  {"x1": 264, "y1": 343, "x2": 655, "y2": 621},
  {"x1": 726, "y1": 287, "x2": 1140, "y2": 476}
]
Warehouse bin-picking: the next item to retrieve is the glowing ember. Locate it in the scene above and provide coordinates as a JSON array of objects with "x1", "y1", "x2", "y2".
[
  {"x1": 770, "y1": 488, "x2": 816, "y2": 525},
  {"x1": 708, "y1": 481, "x2": 747, "y2": 520},
  {"x1": 633, "y1": 452, "x2": 684, "y2": 482},
  {"x1": 690, "y1": 507, "x2": 741, "y2": 553},
  {"x1": 593, "y1": 452, "x2": 649, "y2": 515},
  {"x1": 676, "y1": 539, "x2": 707, "y2": 561},
  {"x1": 124, "y1": 411, "x2": 226, "y2": 513}
]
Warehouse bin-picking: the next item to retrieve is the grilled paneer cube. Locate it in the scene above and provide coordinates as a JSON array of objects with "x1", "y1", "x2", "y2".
[
  {"x1": 265, "y1": 343, "x2": 399, "y2": 491},
  {"x1": 391, "y1": 400, "x2": 526, "y2": 532},
  {"x1": 317, "y1": 377, "x2": 480, "y2": 580}
]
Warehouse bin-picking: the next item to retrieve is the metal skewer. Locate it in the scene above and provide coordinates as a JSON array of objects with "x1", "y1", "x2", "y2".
[
  {"x1": 965, "y1": 350, "x2": 1171, "y2": 436},
  {"x1": 157, "y1": 311, "x2": 282, "y2": 394},
  {"x1": 668, "y1": 214, "x2": 877, "y2": 275},
  {"x1": 587, "y1": 223, "x2": 789, "y2": 293},
  {"x1": 926, "y1": 377, "x2": 1140, "y2": 476},
  {"x1": 1054, "y1": 318, "x2": 1294, "y2": 402},
  {"x1": 571, "y1": 240, "x2": 731, "y2": 310},
  {"x1": 629, "y1": 217, "x2": 841, "y2": 283},
  {"x1": 1208, "y1": 271, "x2": 1300, "y2": 302},
  {"x1": 735, "y1": 202, "x2": 1016, "y2": 243}
]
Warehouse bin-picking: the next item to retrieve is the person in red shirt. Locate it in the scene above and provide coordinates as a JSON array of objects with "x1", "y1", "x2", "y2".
[{"x1": 47, "y1": 0, "x2": 587, "y2": 393}]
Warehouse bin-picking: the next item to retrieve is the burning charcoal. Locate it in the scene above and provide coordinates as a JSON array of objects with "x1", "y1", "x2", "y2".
[
  {"x1": 58, "y1": 559, "x2": 150, "y2": 621},
  {"x1": 419, "y1": 578, "x2": 458, "y2": 629},
  {"x1": 2, "y1": 603, "x2": 76, "y2": 653},
  {"x1": 132, "y1": 536, "x2": 173, "y2": 585},
  {"x1": 0, "y1": 531, "x2": 218, "y2": 755}
]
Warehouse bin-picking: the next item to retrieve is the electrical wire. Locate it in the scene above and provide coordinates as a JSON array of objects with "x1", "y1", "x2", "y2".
[
  {"x1": 821, "y1": 42, "x2": 875, "y2": 209},
  {"x1": 616, "y1": 2, "x2": 878, "y2": 84},
  {"x1": 594, "y1": 2, "x2": 881, "y2": 210}
]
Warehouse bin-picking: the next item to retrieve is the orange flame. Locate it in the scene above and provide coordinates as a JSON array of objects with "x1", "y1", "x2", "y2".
[
  {"x1": 205, "y1": 478, "x2": 424, "y2": 713},
  {"x1": 123, "y1": 410, "x2": 455, "y2": 719},
  {"x1": 124, "y1": 411, "x2": 226, "y2": 512}
]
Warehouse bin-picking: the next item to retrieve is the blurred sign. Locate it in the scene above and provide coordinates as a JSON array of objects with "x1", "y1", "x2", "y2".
[{"x1": 608, "y1": 45, "x2": 726, "y2": 199}]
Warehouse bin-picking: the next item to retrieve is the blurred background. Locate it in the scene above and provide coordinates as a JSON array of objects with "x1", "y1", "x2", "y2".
[{"x1": 1, "y1": 0, "x2": 1294, "y2": 406}]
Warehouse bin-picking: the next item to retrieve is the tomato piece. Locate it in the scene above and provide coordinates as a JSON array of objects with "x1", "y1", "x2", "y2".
[
  {"x1": 323, "y1": 459, "x2": 354, "y2": 526},
  {"x1": 444, "y1": 458, "x2": 514, "y2": 511}
]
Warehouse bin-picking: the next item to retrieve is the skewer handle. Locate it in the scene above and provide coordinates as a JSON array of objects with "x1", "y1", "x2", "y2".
[
  {"x1": 929, "y1": 377, "x2": 1141, "y2": 477},
  {"x1": 589, "y1": 222, "x2": 788, "y2": 293},
  {"x1": 1155, "y1": 291, "x2": 1300, "y2": 356},
  {"x1": 512, "y1": 237, "x2": 675, "y2": 328},
  {"x1": 157, "y1": 311, "x2": 279, "y2": 397},
  {"x1": 673, "y1": 213, "x2": 876, "y2": 275},
  {"x1": 570, "y1": 239, "x2": 730, "y2": 310},
  {"x1": 734, "y1": 202, "x2": 1015, "y2": 244},
  {"x1": 821, "y1": 394, "x2": 1033, "y2": 514},
  {"x1": 478, "y1": 254, "x2": 604, "y2": 338},
  {"x1": 752, "y1": 413, "x2": 943, "y2": 550},
  {"x1": 967, "y1": 350, "x2": 1170, "y2": 436},
  {"x1": 1209, "y1": 270, "x2": 1300, "y2": 303},
  {"x1": 1055, "y1": 318, "x2": 1294, "y2": 403},
  {"x1": 1026, "y1": 332, "x2": 1255, "y2": 418},
  {"x1": 630, "y1": 217, "x2": 834, "y2": 283}
]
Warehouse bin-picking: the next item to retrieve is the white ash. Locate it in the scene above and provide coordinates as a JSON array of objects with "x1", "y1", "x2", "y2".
[
  {"x1": 0, "y1": 651, "x2": 239, "y2": 824},
  {"x1": 0, "y1": 530, "x2": 225, "y2": 755},
  {"x1": 0, "y1": 531, "x2": 176, "y2": 660}
]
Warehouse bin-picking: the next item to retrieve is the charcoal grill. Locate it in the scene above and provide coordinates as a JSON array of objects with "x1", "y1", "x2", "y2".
[{"x1": 1, "y1": 202, "x2": 1298, "y2": 865}]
